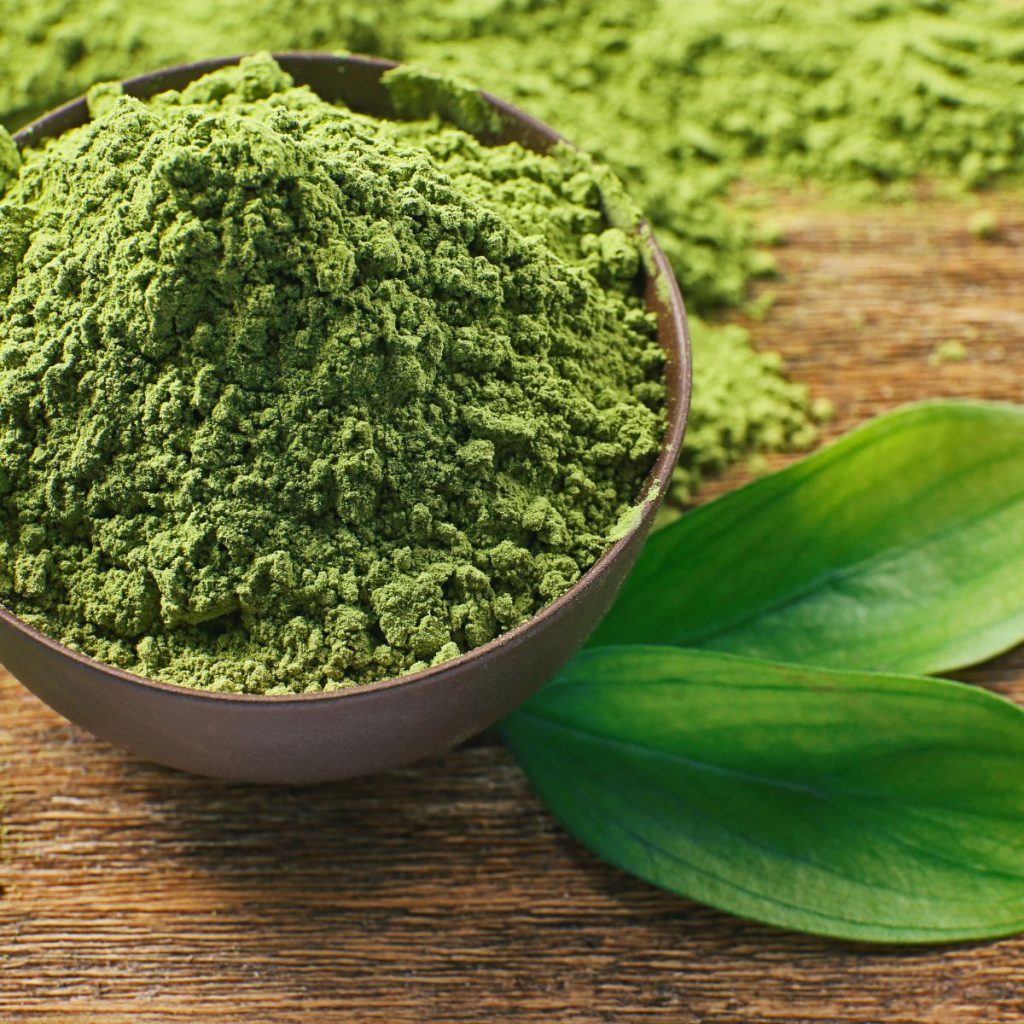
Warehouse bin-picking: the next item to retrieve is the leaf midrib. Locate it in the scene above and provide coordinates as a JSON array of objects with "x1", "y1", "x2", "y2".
[
  {"x1": 555, "y1": 768, "x2": 1024, "y2": 940},
  {"x1": 512, "y1": 705, "x2": 1024, "y2": 886}
]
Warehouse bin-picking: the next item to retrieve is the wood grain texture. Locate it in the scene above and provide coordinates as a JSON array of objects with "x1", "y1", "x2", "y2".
[{"x1": 1, "y1": 194, "x2": 1023, "y2": 1023}]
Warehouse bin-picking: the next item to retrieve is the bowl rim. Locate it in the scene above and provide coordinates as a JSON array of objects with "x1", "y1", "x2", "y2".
[{"x1": 3, "y1": 51, "x2": 692, "y2": 705}]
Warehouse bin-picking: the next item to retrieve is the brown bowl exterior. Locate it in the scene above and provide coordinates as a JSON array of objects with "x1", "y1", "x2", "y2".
[{"x1": 3, "y1": 53, "x2": 692, "y2": 783}]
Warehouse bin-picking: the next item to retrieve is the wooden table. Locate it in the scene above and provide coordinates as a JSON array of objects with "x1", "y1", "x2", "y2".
[{"x1": 1, "y1": 195, "x2": 1022, "y2": 1023}]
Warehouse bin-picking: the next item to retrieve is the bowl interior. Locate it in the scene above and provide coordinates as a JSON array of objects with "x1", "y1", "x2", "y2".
[{"x1": 0, "y1": 53, "x2": 691, "y2": 782}]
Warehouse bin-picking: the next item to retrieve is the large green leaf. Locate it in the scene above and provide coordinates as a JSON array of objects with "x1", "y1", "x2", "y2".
[
  {"x1": 590, "y1": 401, "x2": 1024, "y2": 674},
  {"x1": 502, "y1": 646, "x2": 1024, "y2": 943}
]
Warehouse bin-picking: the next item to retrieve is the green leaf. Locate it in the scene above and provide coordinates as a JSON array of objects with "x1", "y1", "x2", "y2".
[
  {"x1": 590, "y1": 400, "x2": 1024, "y2": 674},
  {"x1": 501, "y1": 646, "x2": 1024, "y2": 943}
]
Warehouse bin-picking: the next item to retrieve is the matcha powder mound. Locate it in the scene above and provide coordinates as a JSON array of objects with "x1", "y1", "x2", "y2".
[{"x1": 0, "y1": 55, "x2": 666, "y2": 694}]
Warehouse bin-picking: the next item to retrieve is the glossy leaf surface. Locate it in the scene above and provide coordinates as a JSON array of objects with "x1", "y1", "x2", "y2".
[
  {"x1": 503, "y1": 646, "x2": 1024, "y2": 943},
  {"x1": 591, "y1": 402, "x2": 1024, "y2": 674}
]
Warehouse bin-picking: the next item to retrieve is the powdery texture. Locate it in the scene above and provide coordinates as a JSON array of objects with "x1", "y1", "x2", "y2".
[
  {"x1": 0, "y1": 0, "x2": 860, "y2": 491},
  {"x1": 0, "y1": 56, "x2": 664, "y2": 693}
]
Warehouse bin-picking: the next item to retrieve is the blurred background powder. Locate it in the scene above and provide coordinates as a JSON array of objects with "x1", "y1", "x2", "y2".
[{"x1": 2, "y1": 0, "x2": 1021, "y2": 508}]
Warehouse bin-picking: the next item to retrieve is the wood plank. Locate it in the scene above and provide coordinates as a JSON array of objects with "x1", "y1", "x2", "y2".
[{"x1": 0, "y1": 193, "x2": 1022, "y2": 1022}]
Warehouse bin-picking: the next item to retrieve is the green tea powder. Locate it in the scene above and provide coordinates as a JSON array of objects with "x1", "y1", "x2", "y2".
[{"x1": 0, "y1": 55, "x2": 665, "y2": 694}]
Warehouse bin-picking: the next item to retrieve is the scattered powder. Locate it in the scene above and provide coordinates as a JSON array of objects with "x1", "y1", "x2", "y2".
[
  {"x1": 811, "y1": 397, "x2": 837, "y2": 425},
  {"x1": 968, "y1": 209, "x2": 999, "y2": 240},
  {"x1": 929, "y1": 339, "x2": 969, "y2": 366},
  {"x1": 668, "y1": 320, "x2": 817, "y2": 509}
]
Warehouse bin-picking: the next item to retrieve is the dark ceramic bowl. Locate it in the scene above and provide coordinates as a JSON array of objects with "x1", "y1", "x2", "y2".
[{"x1": 3, "y1": 53, "x2": 691, "y2": 783}]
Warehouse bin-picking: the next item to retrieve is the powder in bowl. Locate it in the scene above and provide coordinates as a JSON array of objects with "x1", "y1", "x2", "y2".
[{"x1": 0, "y1": 54, "x2": 665, "y2": 695}]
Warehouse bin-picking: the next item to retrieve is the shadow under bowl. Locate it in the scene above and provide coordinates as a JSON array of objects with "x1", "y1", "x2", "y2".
[{"x1": 2, "y1": 52, "x2": 692, "y2": 784}]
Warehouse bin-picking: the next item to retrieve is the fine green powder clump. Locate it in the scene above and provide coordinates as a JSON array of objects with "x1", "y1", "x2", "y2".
[{"x1": 0, "y1": 55, "x2": 665, "y2": 694}]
